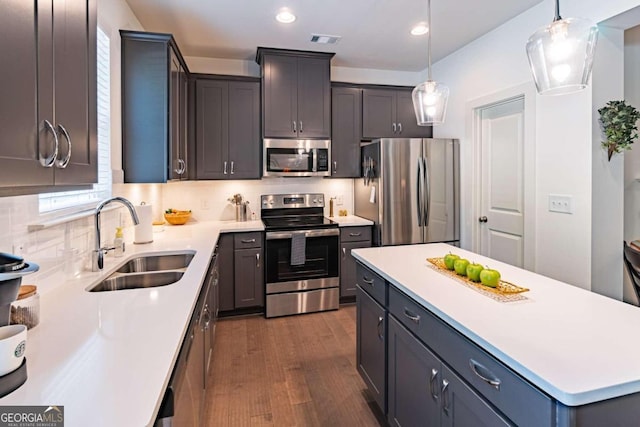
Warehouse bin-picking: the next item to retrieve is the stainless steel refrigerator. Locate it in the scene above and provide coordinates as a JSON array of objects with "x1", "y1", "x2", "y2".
[{"x1": 354, "y1": 138, "x2": 459, "y2": 246}]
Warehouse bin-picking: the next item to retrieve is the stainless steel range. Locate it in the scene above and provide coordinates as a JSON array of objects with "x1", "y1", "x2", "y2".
[{"x1": 261, "y1": 193, "x2": 339, "y2": 318}]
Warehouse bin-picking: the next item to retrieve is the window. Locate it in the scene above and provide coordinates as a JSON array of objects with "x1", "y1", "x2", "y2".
[{"x1": 38, "y1": 27, "x2": 112, "y2": 213}]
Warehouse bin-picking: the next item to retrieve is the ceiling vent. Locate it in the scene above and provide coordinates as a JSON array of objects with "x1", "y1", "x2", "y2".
[{"x1": 310, "y1": 34, "x2": 341, "y2": 44}]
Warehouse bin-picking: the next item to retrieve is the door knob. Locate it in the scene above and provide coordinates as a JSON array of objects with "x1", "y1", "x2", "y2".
[{"x1": 478, "y1": 216, "x2": 488, "y2": 223}]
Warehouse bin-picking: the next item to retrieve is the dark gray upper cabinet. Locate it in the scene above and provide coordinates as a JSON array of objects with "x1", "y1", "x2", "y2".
[
  {"x1": 121, "y1": 31, "x2": 189, "y2": 183},
  {"x1": 195, "y1": 77, "x2": 260, "y2": 180},
  {"x1": 257, "y1": 48, "x2": 334, "y2": 139},
  {"x1": 362, "y1": 88, "x2": 432, "y2": 139},
  {"x1": 0, "y1": 0, "x2": 97, "y2": 192},
  {"x1": 331, "y1": 86, "x2": 362, "y2": 178}
]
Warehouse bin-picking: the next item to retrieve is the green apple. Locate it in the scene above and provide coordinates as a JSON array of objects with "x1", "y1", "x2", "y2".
[
  {"x1": 480, "y1": 268, "x2": 501, "y2": 288},
  {"x1": 444, "y1": 253, "x2": 460, "y2": 270},
  {"x1": 466, "y1": 263, "x2": 484, "y2": 282},
  {"x1": 453, "y1": 258, "x2": 470, "y2": 276}
]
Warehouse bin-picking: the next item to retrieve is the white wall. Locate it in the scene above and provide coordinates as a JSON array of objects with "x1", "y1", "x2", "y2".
[
  {"x1": 428, "y1": 0, "x2": 640, "y2": 293},
  {"x1": 97, "y1": 0, "x2": 144, "y2": 177},
  {"x1": 185, "y1": 56, "x2": 423, "y2": 86},
  {"x1": 591, "y1": 26, "x2": 625, "y2": 300},
  {"x1": 624, "y1": 24, "x2": 640, "y2": 304}
]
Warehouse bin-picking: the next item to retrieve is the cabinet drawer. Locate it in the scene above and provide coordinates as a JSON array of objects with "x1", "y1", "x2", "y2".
[
  {"x1": 234, "y1": 232, "x2": 262, "y2": 249},
  {"x1": 356, "y1": 263, "x2": 386, "y2": 306},
  {"x1": 340, "y1": 226, "x2": 372, "y2": 243},
  {"x1": 389, "y1": 286, "x2": 553, "y2": 427}
]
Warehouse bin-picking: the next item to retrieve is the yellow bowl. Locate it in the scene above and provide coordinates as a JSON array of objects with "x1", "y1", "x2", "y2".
[{"x1": 164, "y1": 211, "x2": 191, "y2": 225}]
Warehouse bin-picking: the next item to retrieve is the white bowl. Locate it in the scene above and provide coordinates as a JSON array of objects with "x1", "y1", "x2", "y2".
[{"x1": 0, "y1": 324, "x2": 26, "y2": 376}]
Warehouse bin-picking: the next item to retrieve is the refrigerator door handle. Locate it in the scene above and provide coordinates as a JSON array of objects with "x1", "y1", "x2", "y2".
[
  {"x1": 423, "y1": 156, "x2": 431, "y2": 227},
  {"x1": 417, "y1": 157, "x2": 423, "y2": 226}
]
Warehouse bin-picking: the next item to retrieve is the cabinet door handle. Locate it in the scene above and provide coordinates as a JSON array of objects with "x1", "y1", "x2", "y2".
[
  {"x1": 203, "y1": 304, "x2": 211, "y2": 329},
  {"x1": 56, "y1": 124, "x2": 72, "y2": 169},
  {"x1": 398, "y1": 122, "x2": 403, "y2": 134},
  {"x1": 429, "y1": 368, "x2": 439, "y2": 400},
  {"x1": 349, "y1": 232, "x2": 362, "y2": 237},
  {"x1": 377, "y1": 316, "x2": 384, "y2": 340},
  {"x1": 299, "y1": 121, "x2": 303, "y2": 133},
  {"x1": 469, "y1": 359, "x2": 501, "y2": 390},
  {"x1": 256, "y1": 253, "x2": 260, "y2": 268},
  {"x1": 241, "y1": 238, "x2": 256, "y2": 244},
  {"x1": 362, "y1": 276, "x2": 374, "y2": 286},
  {"x1": 333, "y1": 161, "x2": 337, "y2": 174},
  {"x1": 175, "y1": 158, "x2": 186, "y2": 175},
  {"x1": 230, "y1": 161, "x2": 235, "y2": 175},
  {"x1": 403, "y1": 307, "x2": 421, "y2": 324},
  {"x1": 223, "y1": 161, "x2": 228, "y2": 174},
  {"x1": 392, "y1": 122, "x2": 397, "y2": 133},
  {"x1": 40, "y1": 120, "x2": 59, "y2": 168},
  {"x1": 342, "y1": 247, "x2": 346, "y2": 259},
  {"x1": 293, "y1": 121, "x2": 297, "y2": 133},
  {"x1": 441, "y1": 379, "x2": 450, "y2": 415}
]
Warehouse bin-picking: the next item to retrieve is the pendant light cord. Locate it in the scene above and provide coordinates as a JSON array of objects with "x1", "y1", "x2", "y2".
[
  {"x1": 554, "y1": 0, "x2": 562, "y2": 21},
  {"x1": 427, "y1": 0, "x2": 432, "y2": 80}
]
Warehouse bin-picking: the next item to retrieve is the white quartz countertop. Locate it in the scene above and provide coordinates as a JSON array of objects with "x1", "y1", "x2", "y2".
[
  {"x1": 0, "y1": 219, "x2": 263, "y2": 427},
  {"x1": 330, "y1": 215, "x2": 373, "y2": 227},
  {"x1": 352, "y1": 243, "x2": 640, "y2": 407}
]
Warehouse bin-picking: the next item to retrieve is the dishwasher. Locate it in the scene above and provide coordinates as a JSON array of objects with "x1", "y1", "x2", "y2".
[{"x1": 155, "y1": 274, "x2": 208, "y2": 426}]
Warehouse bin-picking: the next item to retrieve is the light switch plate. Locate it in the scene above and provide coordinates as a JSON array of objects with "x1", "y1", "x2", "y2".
[{"x1": 548, "y1": 194, "x2": 573, "y2": 214}]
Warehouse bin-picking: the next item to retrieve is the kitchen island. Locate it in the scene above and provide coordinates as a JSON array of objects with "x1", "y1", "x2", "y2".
[{"x1": 352, "y1": 243, "x2": 640, "y2": 426}]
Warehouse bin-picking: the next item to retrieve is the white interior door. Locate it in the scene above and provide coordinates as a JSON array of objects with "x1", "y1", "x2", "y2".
[{"x1": 479, "y1": 98, "x2": 525, "y2": 267}]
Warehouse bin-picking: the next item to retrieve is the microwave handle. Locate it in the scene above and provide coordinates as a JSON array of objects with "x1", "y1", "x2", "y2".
[{"x1": 312, "y1": 148, "x2": 317, "y2": 172}]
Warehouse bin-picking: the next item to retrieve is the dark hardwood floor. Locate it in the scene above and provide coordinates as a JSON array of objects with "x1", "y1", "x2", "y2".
[{"x1": 204, "y1": 305, "x2": 385, "y2": 426}]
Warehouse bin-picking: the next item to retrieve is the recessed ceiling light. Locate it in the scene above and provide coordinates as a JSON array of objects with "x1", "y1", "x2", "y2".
[
  {"x1": 411, "y1": 24, "x2": 429, "y2": 36},
  {"x1": 276, "y1": 9, "x2": 296, "y2": 24}
]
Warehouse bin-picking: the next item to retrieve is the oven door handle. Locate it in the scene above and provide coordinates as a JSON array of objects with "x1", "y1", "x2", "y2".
[{"x1": 266, "y1": 228, "x2": 340, "y2": 240}]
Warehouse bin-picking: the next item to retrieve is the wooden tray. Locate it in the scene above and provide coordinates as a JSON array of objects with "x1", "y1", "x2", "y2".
[{"x1": 427, "y1": 258, "x2": 529, "y2": 296}]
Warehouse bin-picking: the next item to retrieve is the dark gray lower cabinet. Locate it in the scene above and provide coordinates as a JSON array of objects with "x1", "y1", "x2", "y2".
[
  {"x1": 234, "y1": 247, "x2": 264, "y2": 308},
  {"x1": 387, "y1": 316, "x2": 510, "y2": 427},
  {"x1": 356, "y1": 285, "x2": 386, "y2": 414},
  {"x1": 340, "y1": 226, "x2": 372, "y2": 299},
  {"x1": 218, "y1": 232, "x2": 264, "y2": 313},
  {"x1": 217, "y1": 234, "x2": 235, "y2": 312}
]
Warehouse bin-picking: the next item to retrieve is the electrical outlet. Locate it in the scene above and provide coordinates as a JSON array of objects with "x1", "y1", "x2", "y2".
[
  {"x1": 12, "y1": 243, "x2": 25, "y2": 256},
  {"x1": 201, "y1": 199, "x2": 210, "y2": 210},
  {"x1": 336, "y1": 195, "x2": 344, "y2": 206},
  {"x1": 548, "y1": 194, "x2": 573, "y2": 214}
]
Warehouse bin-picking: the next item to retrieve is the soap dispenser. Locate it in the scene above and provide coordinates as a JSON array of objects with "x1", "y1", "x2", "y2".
[{"x1": 114, "y1": 227, "x2": 125, "y2": 257}]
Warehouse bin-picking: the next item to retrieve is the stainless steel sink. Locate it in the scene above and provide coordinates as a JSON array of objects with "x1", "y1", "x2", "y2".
[
  {"x1": 89, "y1": 271, "x2": 184, "y2": 292},
  {"x1": 115, "y1": 252, "x2": 195, "y2": 273}
]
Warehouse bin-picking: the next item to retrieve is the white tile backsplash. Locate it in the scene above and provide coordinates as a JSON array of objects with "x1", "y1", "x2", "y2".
[
  {"x1": 115, "y1": 179, "x2": 355, "y2": 222},
  {"x1": 0, "y1": 178, "x2": 355, "y2": 293},
  {"x1": 0, "y1": 194, "x2": 123, "y2": 293}
]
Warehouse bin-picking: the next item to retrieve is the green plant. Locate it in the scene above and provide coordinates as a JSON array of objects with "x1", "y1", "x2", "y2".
[{"x1": 598, "y1": 100, "x2": 640, "y2": 161}]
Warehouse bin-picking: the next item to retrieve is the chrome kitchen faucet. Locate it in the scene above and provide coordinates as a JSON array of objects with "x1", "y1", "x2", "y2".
[{"x1": 92, "y1": 197, "x2": 140, "y2": 271}]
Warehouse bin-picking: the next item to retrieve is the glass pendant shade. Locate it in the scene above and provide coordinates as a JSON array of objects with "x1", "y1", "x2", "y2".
[
  {"x1": 526, "y1": 17, "x2": 598, "y2": 95},
  {"x1": 412, "y1": 80, "x2": 449, "y2": 125}
]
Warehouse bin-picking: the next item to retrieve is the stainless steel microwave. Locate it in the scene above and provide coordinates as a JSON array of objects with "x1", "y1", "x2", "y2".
[{"x1": 263, "y1": 139, "x2": 331, "y2": 177}]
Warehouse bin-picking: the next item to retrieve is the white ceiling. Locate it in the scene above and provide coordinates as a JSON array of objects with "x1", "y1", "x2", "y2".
[{"x1": 125, "y1": 0, "x2": 544, "y2": 72}]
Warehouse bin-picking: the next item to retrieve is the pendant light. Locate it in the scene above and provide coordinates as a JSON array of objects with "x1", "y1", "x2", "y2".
[
  {"x1": 526, "y1": 0, "x2": 598, "y2": 95},
  {"x1": 412, "y1": 0, "x2": 449, "y2": 125}
]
